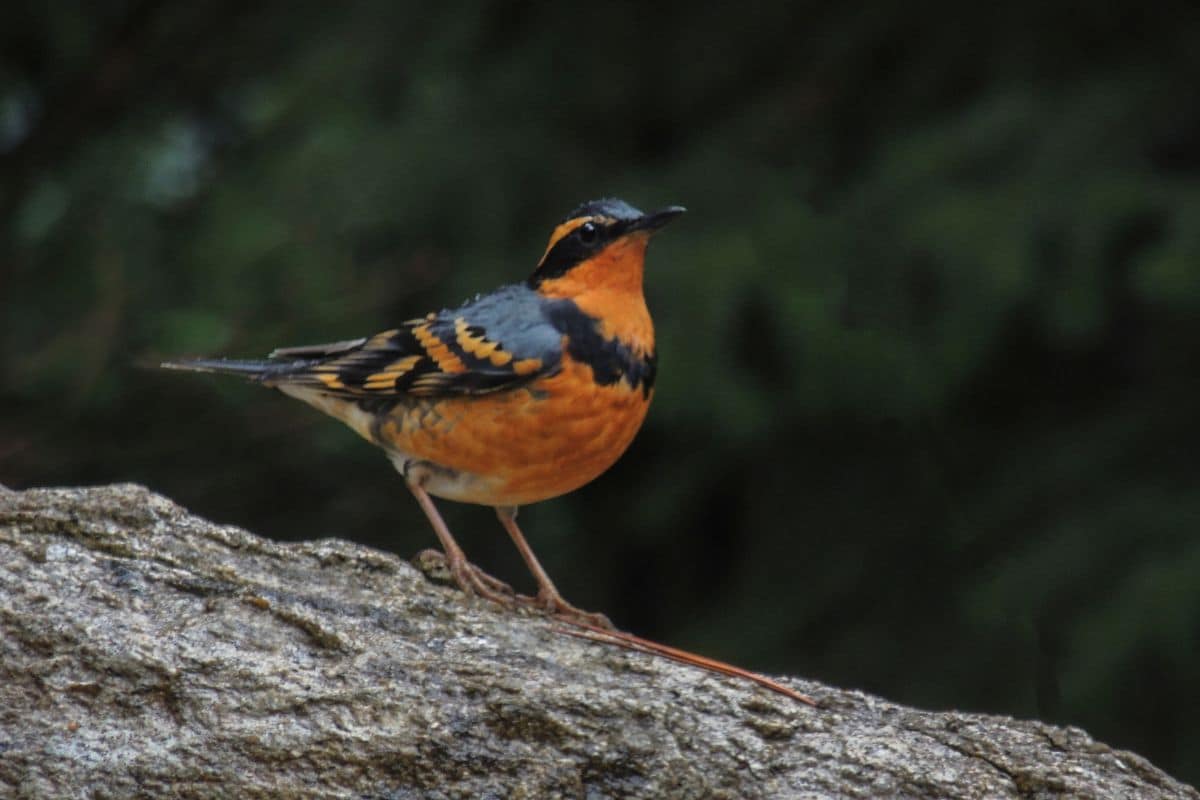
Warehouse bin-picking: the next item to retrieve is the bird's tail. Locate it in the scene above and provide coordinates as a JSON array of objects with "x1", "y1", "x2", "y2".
[{"x1": 159, "y1": 357, "x2": 310, "y2": 383}]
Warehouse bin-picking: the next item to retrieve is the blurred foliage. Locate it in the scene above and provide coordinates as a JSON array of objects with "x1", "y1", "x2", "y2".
[{"x1": 3, "y1": 0, "x2": 1200, "y2": 782}]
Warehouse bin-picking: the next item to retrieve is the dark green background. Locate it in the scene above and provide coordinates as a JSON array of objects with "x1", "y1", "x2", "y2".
[{"x1": 3, "y1": 1, "x2": 1198, "y2": 784}]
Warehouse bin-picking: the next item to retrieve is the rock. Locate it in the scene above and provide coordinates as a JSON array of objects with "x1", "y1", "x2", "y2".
[{"x1": 0, "y1": 484, "x2": 1194, "y2": 799}]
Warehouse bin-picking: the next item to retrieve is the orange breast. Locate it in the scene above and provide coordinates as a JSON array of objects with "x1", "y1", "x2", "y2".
[{"x1": 372, "y1": 355, "x2": 652, "y2": 507}]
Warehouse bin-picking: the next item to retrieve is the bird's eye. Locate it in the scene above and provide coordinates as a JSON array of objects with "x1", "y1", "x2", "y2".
[{"x1": 577, "y1": 222, "x2": 598, "y2": 244}]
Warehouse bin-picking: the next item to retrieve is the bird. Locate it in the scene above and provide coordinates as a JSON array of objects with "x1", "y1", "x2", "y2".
[{"x1": 163, "y1": 198, "x2": 684, "y2": 629}]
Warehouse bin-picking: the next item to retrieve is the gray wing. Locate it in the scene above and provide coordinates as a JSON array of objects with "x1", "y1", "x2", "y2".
[{"x1": 243, "y1": 284, "x2": 565, "y2": 398}]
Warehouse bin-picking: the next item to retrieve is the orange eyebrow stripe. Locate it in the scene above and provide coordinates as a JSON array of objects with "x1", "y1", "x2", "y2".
[
  {"x1": 538, "y1": 217, "x2": 590, "y2": 266},
  {"x1": 413, "y1": 323, "x2": 467, "y2": 374}
]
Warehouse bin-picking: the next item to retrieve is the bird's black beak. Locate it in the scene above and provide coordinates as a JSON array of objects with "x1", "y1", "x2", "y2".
[{"x1": 625, "y1": 205, "x2": 686, "y2": 235}]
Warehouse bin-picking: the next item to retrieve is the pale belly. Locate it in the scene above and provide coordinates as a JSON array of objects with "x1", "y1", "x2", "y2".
[{"x1": 281, "y1": 360, "x2": 651, "y2": 508}]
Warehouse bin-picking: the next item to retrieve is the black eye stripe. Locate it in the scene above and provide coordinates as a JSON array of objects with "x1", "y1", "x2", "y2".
[{"x1": 530, "y1": 220, "x2": 613, "y2": 286}]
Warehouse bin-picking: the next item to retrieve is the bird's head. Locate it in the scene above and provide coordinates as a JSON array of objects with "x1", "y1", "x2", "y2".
[{"x1": 528, "y1": 199, "x2": 685, "y2": 298}]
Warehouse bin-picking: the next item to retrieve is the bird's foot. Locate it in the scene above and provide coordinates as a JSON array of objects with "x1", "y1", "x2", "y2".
[
  {"x1": 552, "y1": 606, "x2": 617, "y2": 632},
  {"x1": 412, "y1": 549, "x2": 515, "y2": 607},
  {"x1": 412, "y1": 549, "x2": 611, "y2": 627},
  {"x1": 516, "y1": 588, "x2": 616, "y2": 632}
]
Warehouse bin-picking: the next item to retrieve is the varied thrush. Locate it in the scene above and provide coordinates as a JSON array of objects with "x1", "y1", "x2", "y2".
[{"x1": 164, "y1": 198, "x2": 684, "y2": 629}]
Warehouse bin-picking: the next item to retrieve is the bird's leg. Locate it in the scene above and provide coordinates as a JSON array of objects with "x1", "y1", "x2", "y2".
[
  {"x1": 407, "y1": 482, "x2": 514, "y2": 606},
  {"x1": 494, "y1": 506, "x2": 615, "y2": 631}
]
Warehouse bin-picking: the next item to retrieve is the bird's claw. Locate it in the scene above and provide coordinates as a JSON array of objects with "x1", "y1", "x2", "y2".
[{"x1": 413, "y1": 548, "x2": 516, "y2": 607}]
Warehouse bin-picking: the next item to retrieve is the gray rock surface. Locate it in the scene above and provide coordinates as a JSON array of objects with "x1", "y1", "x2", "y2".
[{"x1": 0, "y1": 483, "x2": 1194, "y2": 799}]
